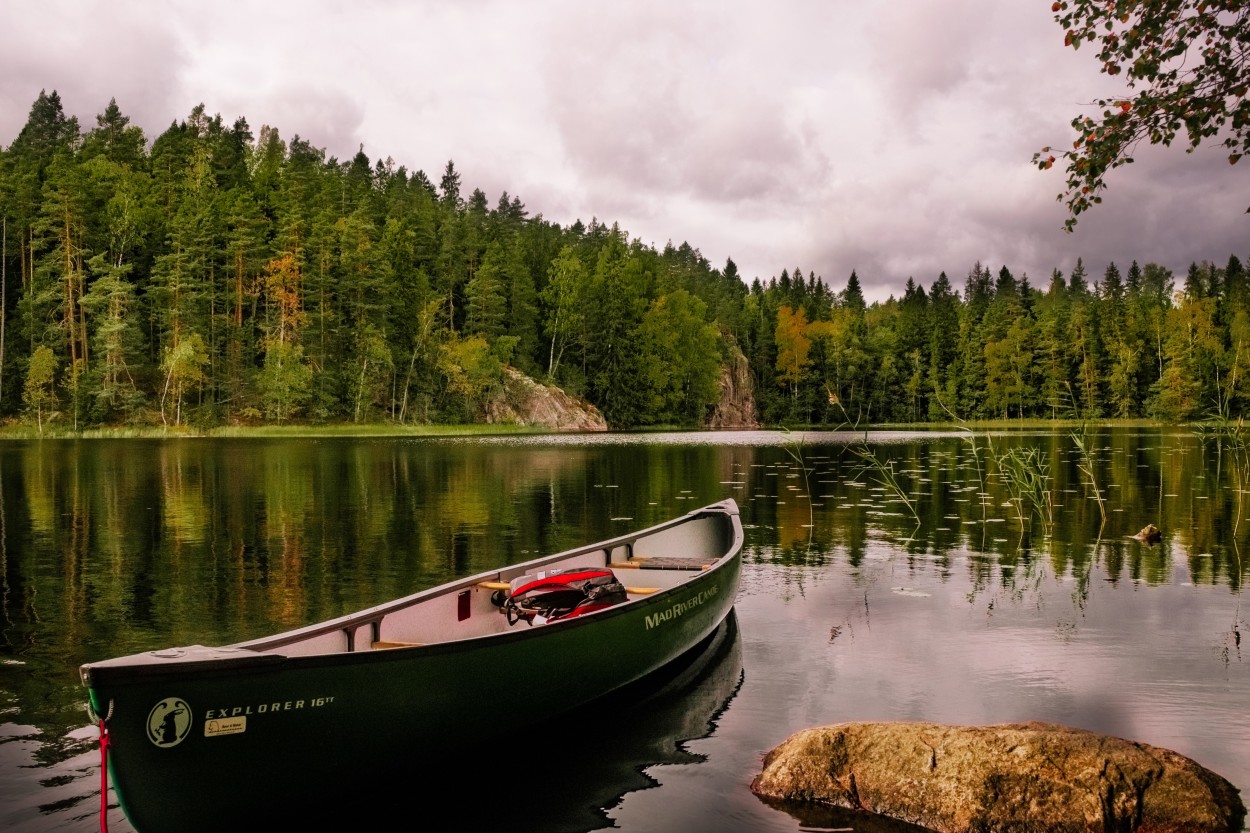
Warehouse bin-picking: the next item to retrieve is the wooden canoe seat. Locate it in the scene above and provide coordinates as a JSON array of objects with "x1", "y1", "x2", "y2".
[
  {"x1": 372, "y1": 640, "x2": 423, "y2": 650},
  {"x1": 609, "y1": 557, "x2": 712, "y2": 571}
]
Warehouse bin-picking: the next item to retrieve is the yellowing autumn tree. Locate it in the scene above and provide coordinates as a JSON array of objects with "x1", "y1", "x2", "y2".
[
  {"x1": 775, "y1": 305, "x2": 812, "y2": 400},
  {"x1": 257, "y1": 253, "x2": 312, "y2": 421}
]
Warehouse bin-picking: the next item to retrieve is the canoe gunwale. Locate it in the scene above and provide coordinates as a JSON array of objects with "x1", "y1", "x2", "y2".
[{"x1": 235, "y1": 498, "x2": 738, "y2": 652}]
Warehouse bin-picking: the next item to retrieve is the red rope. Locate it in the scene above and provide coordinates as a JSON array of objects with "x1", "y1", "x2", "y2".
[{"x1": 98, "y1": 718, "x2": 110, "y2": 833}]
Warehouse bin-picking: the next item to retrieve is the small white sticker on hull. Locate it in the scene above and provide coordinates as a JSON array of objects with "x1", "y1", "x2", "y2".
[{"x1": 205, "y1": 716, "x2": 247, "y2": 737}]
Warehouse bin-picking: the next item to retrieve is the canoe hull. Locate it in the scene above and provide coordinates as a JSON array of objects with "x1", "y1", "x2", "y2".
[{"x1": 82, "y1": 501, "x2": 743, "y2": 832}]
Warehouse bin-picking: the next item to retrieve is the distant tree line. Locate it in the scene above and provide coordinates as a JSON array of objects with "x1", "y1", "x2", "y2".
[
  {"x1": 759, "y1": 256, "x2": 1249, "y2": 425},
  {"x1": 0, "y1": 91, "x2": 1246, "y2": 430}
]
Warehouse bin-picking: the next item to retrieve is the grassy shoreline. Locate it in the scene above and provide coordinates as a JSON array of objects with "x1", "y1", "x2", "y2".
[
  {"x1": 0, "y1": 417, "x2": 1175, "y2": 440},
  {"x1": 0, "y1": 423, "x2": 553, "y2": 440}
]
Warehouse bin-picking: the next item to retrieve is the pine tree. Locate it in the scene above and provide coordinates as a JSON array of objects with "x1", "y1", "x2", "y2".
[
  {"x1": 926, "y1": 271, "x2": 959, "y2": 419},
  {"x1": 841, "y1": 269, "x2": 866, "y2": 312},
  {"x1": 583, "y1": 226, "x2": 650, "y2": 426},
  {"x1": 504, "y1": 242, "x2": 540, "y2": 374},
  {"x1": 80, "y1": 253, "x2": 144, "y2": 421},
  {"x1": 465, "y1": 241, "x2": 507, "y2": 342},
  {"x1": 1035, "y1": 274, "x2": 1071, "y2": 418}
]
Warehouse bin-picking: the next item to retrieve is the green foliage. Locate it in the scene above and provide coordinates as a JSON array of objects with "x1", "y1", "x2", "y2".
[
  {"x1": 638, "y1": 290, "x2": 722, "y2": 423},
  {"x1": 465, "y1": 241, "x2": 508, "y2": 340},
  {"x1": 79, "y1": 253, "x2": 145, "y2": 421},
  {"x1": 160, "y1": 333, "x2": 209, "y2": 426},
  {"x1": 23, "y1": 345, "x2": 59, "y2": 432},
  {"x1": 542, "y1": 245, "x2": 588, "y2": 380},
  {"x1": 437, "y1": 333, "x2": 500, "y2": 418},
  {"x1": 351, "y1": 323, "x2": 395, "y2": 422},
  {"x1": 257, "y1": 340, "x2": 312, "y2": 422},
  {"x1": 3, "y1": 91, "x2": 1250, "y2": 433},
  {"x1": 1037, "y1": 0, "x2": 1250, "y2": 228},
  {"x1": 582, "y1": 229, "x2": 652, "y2": 427}
]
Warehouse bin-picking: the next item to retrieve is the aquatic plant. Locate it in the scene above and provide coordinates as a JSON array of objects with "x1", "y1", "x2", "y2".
[
  {"x1": 933, "y1": 395, "x2": 991, "y2": 528},
  {"x1": 1064, "y1": 385, "x2": 1106, "y2": 531},
  {"x1": 829, "y1": 395, "x2": 921, "y2": 528},
  {"x1": 1195, "y1": 408, "x2": 1250, "y2": 544},
  {"x1": 929, "y1": 394, "x2": 1057, "y2": 547},
  {"x1": 1069, "y1": 423, "x2": 1106, "y2": 528},
  {"x1": 780, "y1": 427, "x2": 816, "y2": 535},
  {"x1": 996, "y1": 445, "x2": 1056, "y2": 537}
]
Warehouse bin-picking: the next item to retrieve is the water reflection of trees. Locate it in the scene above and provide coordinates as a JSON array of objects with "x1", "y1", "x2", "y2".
[
  {"x1": 752, "y1": 429, "x2": 1247, "y2": 593},
  {"x1": 3, "y1": 428, "x2": 1248, "y2": 740}
]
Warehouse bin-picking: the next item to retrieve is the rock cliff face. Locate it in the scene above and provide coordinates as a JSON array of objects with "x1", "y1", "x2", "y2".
[
  {"x1": 482, "y1": 366, "x2": 607, "y2": 431},
  {"x1": 751, "y1": 721, "x2": 1245, "y2": 833},
  {"x1": 706, "y1": 341, "x2": 760, "y2": 429},
  {"x1": 486, "y1": 349, "x2": 756, "y2": 433}
]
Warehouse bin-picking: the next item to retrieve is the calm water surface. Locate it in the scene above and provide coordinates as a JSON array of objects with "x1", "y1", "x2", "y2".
[{"x1": 1, "y1": 429, "x2": 1247, "y2": 832}]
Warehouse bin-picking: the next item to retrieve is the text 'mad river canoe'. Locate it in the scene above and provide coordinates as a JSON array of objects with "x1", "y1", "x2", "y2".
[{"x1": 80, "y1": 499, "x2": 744, "y2": 832}]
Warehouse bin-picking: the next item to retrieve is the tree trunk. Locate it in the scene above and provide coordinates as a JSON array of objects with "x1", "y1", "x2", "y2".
[
  {"x1": 354, "y1": 358, "x2": 368, "y2": 423},
  {"x1": 399, "y1": 346, "x2": 419, "y2": 423}
]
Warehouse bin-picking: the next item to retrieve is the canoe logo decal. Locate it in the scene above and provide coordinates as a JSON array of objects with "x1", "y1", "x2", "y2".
[
  {"x1": 644, "y1": 585, "x2": 720, "y2": 630},
  {"x1": 146, "y1": 697, "x2": 192, "y2": 748}
]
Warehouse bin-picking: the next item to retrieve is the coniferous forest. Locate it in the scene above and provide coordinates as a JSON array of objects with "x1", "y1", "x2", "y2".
[{"x1": 1, "y1": 91, "x2": 1247, "y2": 431}]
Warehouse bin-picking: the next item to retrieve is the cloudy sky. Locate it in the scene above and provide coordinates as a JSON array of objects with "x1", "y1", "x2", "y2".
[{"x1": 2, "y1": 0, "x2": 1245, "y2": 302}]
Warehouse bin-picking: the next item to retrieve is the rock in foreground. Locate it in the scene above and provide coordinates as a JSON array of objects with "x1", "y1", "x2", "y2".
[{"x1": 750, "y1": 721, "x2": 1245, "y2": 833}]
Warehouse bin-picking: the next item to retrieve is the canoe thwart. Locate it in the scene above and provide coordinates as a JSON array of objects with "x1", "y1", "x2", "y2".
[{"x1": 371, "y1": 641, "x2": 424, "y2": 650}]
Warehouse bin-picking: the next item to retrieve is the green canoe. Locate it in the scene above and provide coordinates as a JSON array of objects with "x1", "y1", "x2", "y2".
[{"x1": 80, "y1": 499, "x2": 744, "y2": 832}]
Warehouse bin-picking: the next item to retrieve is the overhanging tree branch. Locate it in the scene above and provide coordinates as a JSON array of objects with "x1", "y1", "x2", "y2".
[{"x1": 1035, "y1": 0, "x2": 1250, "y2": 230}]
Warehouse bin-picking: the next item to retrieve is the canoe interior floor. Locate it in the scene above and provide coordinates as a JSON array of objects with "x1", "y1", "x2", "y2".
[{"x1": 372, "y1": 558, "x2": 717, "y2": 650}]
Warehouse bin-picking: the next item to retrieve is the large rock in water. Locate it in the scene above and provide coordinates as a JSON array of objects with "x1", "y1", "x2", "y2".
[{"x1": 750, "y1": 721, "x2": 1246, "y2": 833}]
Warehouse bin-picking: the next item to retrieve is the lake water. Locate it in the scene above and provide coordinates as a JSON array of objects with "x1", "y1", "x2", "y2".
[{"x1": 1, "y1": 428, "x2": 1246, "y2": 832}]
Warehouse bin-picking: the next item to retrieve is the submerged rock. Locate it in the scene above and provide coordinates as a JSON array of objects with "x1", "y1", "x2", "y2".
[{"x1": 750, "y1": 721, "x2": 1245, "y2": 833}]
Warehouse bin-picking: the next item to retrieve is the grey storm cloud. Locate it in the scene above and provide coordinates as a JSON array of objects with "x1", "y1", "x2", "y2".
[
  {"x1": 0, "y1": 4, "x2": 184, "y2": 140},
  {"x1": 1, "y1": 0, "x2": 1245, "y2": 302}
]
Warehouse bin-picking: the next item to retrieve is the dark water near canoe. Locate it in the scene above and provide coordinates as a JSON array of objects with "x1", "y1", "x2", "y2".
[{"x1": 1, "y1": 428, "x2": 1247, "y2": 832}]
